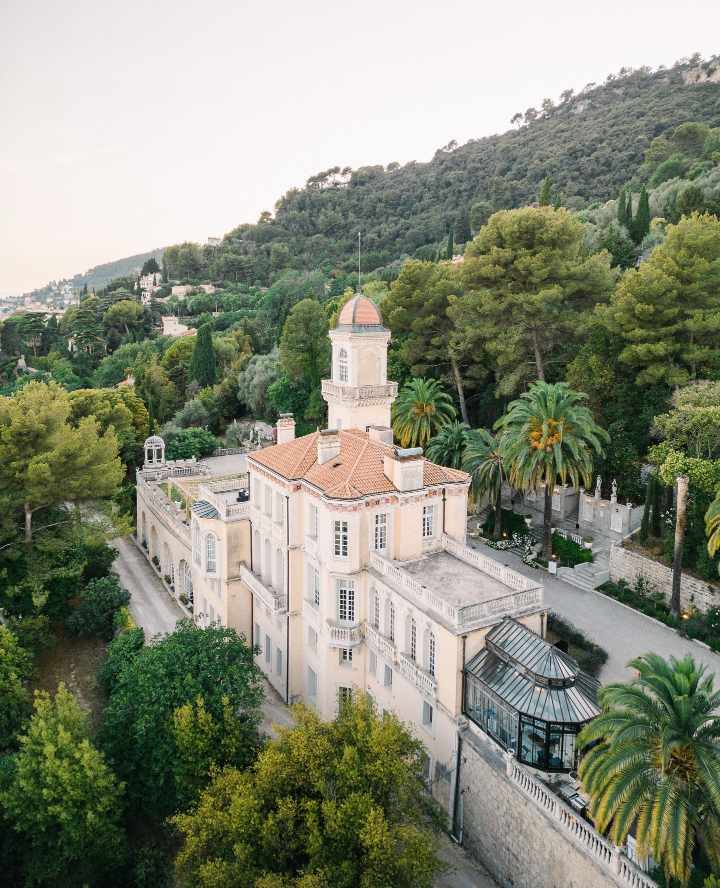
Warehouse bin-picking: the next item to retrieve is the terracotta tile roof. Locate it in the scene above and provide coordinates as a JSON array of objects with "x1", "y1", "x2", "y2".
[
  {"x1": 249, "y1": 429, "x2": 468, "y2": 499},
  {"x1": 337, "y1": 295, "x2": 383, "y2": 327}
]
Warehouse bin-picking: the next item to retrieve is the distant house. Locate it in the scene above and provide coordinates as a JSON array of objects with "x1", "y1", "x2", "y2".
[
  {"x1": 199, "y1": 284, "x2": 217, "y2": 295},
  {"x1": 171, "y1": 285, "x2": 193, "y2": 298},
  {"x1": 207, "y1": 237, "x2": 221, "y2": 247},
  {"x1": 161, "y1": 316, "x2": 194, "y2": 338}
]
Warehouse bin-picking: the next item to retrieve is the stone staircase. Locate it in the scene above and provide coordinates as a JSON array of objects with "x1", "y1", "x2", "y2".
[{"x1": 557, "y1": 556, "x2": 610, "y2": 591}]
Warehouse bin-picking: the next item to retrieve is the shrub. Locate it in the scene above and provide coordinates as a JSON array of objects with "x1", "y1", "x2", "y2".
[
  {"x1": 6, "y1": 614, "x2": 53, "y2": 659},
  {"x1": 165, "y1": 427, "x2": 218, "y2": 460},
  {"x1": 547, "y1": 612, "x2": 608, "y2": 677},
  {"x1": 482, "y1": 508, "x2": 527, "y2": 537},
  {"x1": 97, "y1": 627, "x2": 146, "y2": 695},
  {"x1": 551, "y1": 533, "x2": 593, "y2": 568},
  {"x1": 65, "y1": 576, "x2": 131, "y2": 641}
]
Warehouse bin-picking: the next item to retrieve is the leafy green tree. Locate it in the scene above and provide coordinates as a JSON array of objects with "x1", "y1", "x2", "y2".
[
  {"x1": 384, "y1": 260, "x2": 475, "y2": 423},
  {"x1": 99, "y1": 621, "x2": 263, "y2": 819},
  {"x1": 463, "y1": 428, "x2": 505, "y2": 537},
  {"x1": 17, "y1": 312, "x2": 46, "y2": 357},
  {"x1": 189, "y1": 324, "x2": 217, "y2": 387},
  {"x1": 445, "y1": 228, "x2": 454, "y2": 260},
  {"x1": 616, "y1": 188, "x2": 628, "y2": 226},
  {"x1": 652, "y1": 382, "x2": 720, "y2": 460},
  {"x1": 496, "y1": 381, "x2": 608, "y2": 557},
  {"x1": 173, "y1": 696, "x2": 443, "y2": 888},
  {"x1": 134, "y1": 359, "x2": 178, "y2": 424},
  {"x1": 1, "y1": 684, "x2": 126, "y2": 886},
  {"x1": 65, "y1": 575, "x2": 131, "y2": 641},
  {"x1": 165, "y1": 427, "x2": 218, "y2": 459},
  {"x1": 0, "y1": 381, "x2": 123, "y2": 542},
  {"x1": 425, "y1": 421, "x2": 469, "y2": 468},
  {"x1": 68, "y1": 387, "x2": 150, "y2": 466},
  {"x1": 103, "y1": 298, "x2": 147, "y2": 345},
  {"x1": 449, "y1": 207, "x2": 614, "y2": 394},
  {"x1": 279, "y1": 298, "x2": 330, "y2": 391},
  {"x1": 97, "y1": 627, "x2": 145, "y2": 695},
  {"x1": 578, "y1": 654, "x2": 720, "y2": 886},
  {"x1": 0, "y1": 625, "x2": 32, "y2": 750},
  {"x1": 469, "y1": 200, "x2": 492, "y2": 233},
  {"x1": 141, "y1": 257, "x2": 161, "y2": 275},
  {"x1": 605, "y1": 213, "x2": 720, "y2": 386},
  {"x1": 392, "y1": 378, "x2": 456, "y2": 448},
  {"x1": 237, "y1": 349, "x2": 280, "y2": 418},
  {"x1": 538, "y1": 176, "x2": 553, "y2": 206}
]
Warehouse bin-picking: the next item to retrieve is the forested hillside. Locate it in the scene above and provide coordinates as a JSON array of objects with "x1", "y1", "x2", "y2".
[
  {"x1": 27, "y1": 248, "x2": 165, "y2": 300},
  {"x1": 163, "y1": 56, "x2": 720, "y2": 284}
]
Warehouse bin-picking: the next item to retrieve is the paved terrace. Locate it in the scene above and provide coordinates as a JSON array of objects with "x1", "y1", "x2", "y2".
[{"x1": 370, "y1": 535, "x2": 544, "y2": 633}]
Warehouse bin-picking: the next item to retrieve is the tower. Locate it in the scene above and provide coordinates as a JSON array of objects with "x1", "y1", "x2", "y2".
[{"x1": 321, "y1": 294, "x2": 397, "y2": 430}]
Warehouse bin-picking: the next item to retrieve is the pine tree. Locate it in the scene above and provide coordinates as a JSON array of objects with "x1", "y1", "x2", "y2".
[
  {"x1": 632, "y1": 185, "x2": 651, "y2": 243},
  {"x1": 189, "y1": 324, "x2": 216, "y2": 388},
  {"x1": 445, "y1": 229, "x2": 454, "y2": 260},
  {"x1": 454, "y1": 208, "x2": 471, "y2": 244},
  {"x1": 616, "y1": 189, "x2": 627, "y2": 227},
  {"x1": 623, "y1": 191, "x2": 634, "y2": 230}
]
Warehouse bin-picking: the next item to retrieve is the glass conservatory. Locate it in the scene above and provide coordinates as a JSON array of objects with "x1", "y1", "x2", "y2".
[{"x1": 464, "y1": 619, "x2": 600, "y2": 773}]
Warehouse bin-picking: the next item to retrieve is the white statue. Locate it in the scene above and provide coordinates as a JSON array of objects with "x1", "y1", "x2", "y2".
[
  {"x1": 594, "y1": 476, "x2": 602, "y2": 499},
  {"x1": 611, "y1": 478, "x2": 618, "y2": 501}
]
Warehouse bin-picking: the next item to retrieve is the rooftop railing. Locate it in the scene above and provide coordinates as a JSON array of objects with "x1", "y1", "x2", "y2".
[{"x1": 321, "y1": 380, "x2": 398, "y2": 401}]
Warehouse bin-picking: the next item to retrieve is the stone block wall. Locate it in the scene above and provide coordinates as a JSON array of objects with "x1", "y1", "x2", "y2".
[
  {"x1": 456, "y1": 724, "x2": 655, "y2": 888},
  {"x1": 609, "y1": 544, "x2": 720, "y2": 613}
]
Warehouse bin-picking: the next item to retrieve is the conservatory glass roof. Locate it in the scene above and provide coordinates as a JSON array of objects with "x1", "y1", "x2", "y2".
[{"x1": 465, "y1": 619, "x2": 600, "y2": 725}]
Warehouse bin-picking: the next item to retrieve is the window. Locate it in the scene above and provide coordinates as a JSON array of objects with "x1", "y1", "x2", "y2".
[
  {"x1": 308, "y1": 667, "x2": 318, "y2": 698},
  {"x1": 340, "y1": 647, "x2": 353, "y2": 664},
  {"x1": 333, "y1": 520, "x2": 348, "y2": 557},
  {"x1": 254, "y1": 622, "x2": 260, "y2": 647},
  {"x1": 265, "y1": 634, "x2": 271, "y2": 664},
  {"x1": 374, "y1": 513, "x2": 387, "y2": 551},
  {"x1": 206, "y1": 534, "x2": 217, "y2": 573},
  {"x1": 372, "y1": 590, "x2": 380, "y2": 629},
  {"x1": 308, "y1": 626, "x2": 318, "y2": 651},
  {"x1": 384, "y1": 665, "x2": 393, "y2": 688},
  {"x1": 312, "y1": 569, "x2": 320, "y2": 607},
  {"x1": 193, "y1": 522, "x2": 200, "y2": 565},
  {"x1": 388, "y1": 602, "x2": 395, "y2": 642},
  {"x1": 369, "y1": 651, "x2": 377, "y2": 675},
  {"x1": 264, "y1": 485, "x2": 272, "y2": 516},
  {"x1": 422, "y1": 505, "x2": 434, "y2": 538},
  {"x1": 276, "y1": 648, "x2": 283, "y2": 676},
  {"x1": 338, "y1": 686, "x2": 352, "y2": 707},
  {"x1": 428, "y1": 632, "x2": 436, "y2": 678},
  {"x1": 337, "y1": 579, "x2": 355, "y2": 623},
  {"x1": 409, "y1": 617, "x2": 417, "y2": 661},
  {"x1": 338, "y1": 348, "x2": 348, "y2": 383},
  {"x1": 423, "y1": 701, "x2": 434, "y2": 727},
  {"x1": 308, "y1": 503, "x2": 318, "y2": 538}
]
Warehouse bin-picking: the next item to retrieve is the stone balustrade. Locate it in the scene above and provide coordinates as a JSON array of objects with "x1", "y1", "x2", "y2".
[
  {"x1": 505, "y1": 754, "x2": 656, "y2": 888},
  {"x1": 398, "y1": 652, "x2": 437, "y2": 698},
  {"x1": 326, "y1": 621, "x2": 363, "y2": 647},
  {"x1": 239, "y1": 564, "x2": 287, "y2": 613},
  {"x1": 364, "y1": 623, "x2": 397, "y2": 662},
  {"x1": 138, "y1": 476, "x2": 191, "y2": 544},
  {"x1": 321, "y1": 380, "x2": 398, "y2": 402}
]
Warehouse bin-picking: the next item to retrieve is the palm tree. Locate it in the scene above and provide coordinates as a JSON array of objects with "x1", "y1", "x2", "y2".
[
  {"x1": 425, "y1": 421, "x2": 470, "y2": 469},
  {"x1": 392, "y1": 378, "x2": 456, "y2": 448},
  {"x1": 463, "y1": 428, "x2": 505, "y2": 539},
  {"x1": 495, "y1": 381, "x2": 607, "y2": 559},
  {"x1": 578, "y1": 653, "x2": 720, "y2": 886},
  {"x1": 671, "y1": 474, "x2": 689, "y2": 618},
  {"x1": 705, "y1": 491, "x2": 720, "y2": 562}
]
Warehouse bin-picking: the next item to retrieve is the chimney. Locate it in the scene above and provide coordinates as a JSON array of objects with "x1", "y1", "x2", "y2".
[
  {"x1": 383, "y1": 446, "x2": 424, "y2": 491},
  {"x1": 317, "y1": 428, "x2": 341, "y2": 465},
  {"x1": 276, "y1": 413, "x2": 295, "y2": 445},
  {"x1": 368, "y1": 425, "x2": 393, "y2": 445}
]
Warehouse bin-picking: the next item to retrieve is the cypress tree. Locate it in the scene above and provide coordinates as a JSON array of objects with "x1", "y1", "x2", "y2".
[
  {"x1": 189, "y1": 323, "x2": 216, "y2": 387},
  {"x1": 445, "y1": 229, "x2": 454, "y2": 260},
  {"x1": 651, "y1": 475, "x2": 663, "y2": 538},
  {"x1": 455, "y1": 209, "x2": 471, "y2": 245},
  {"x1": 617, "y1": 189, "x2": 627, "y2": 227},
  {"x1": 538, "y1": 176, "x2": 553, "y2": 206},
  {"x1": 639, "y1": 475, "x2": 652, "y2": 541},
  {"x1": 632, "y1": 185, "x2": 651, "y2": 244},
  {"x1": 623, "y1": 191, "x2": 634, "y2": 230}
]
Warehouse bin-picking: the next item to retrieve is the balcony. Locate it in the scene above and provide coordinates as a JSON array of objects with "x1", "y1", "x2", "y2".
[
  {"x1": 239, "y1": 564, "x2": 287, "y2": 613},
  {"x1": 398, "y1": 653, "x2": 437, "y2": 699},
  {"x1": 321, "y1": 380, "x2": 398, "y2": 403},
  {"x1": 364, "y1": 623, "x2": 397, "y2": 662},
  {"x1": 326, "y1": 621, "x2": 363, "y2": 648}
]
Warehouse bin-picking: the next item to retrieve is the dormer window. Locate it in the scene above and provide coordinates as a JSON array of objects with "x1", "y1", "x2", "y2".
[{"x1": 338, "y1": 348, "x2": 348, "y2": 383}]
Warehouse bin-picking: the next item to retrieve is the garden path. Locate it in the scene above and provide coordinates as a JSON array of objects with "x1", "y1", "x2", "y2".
[{"x1": 468, "y1": 537, "x2": 720, "y2": 683}]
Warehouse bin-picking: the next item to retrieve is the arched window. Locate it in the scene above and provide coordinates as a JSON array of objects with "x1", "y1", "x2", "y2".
[
  {"x1": 372, "y1": 590, "x2": 380, "y2": 629},
  {"x1": 427, "y1": 631, "x2": 436, "y2": 678},
  {"x1": 193, "y1": 522, "x2": 200, "y2": 565},
  {"x1": 408, "y1": 616, "x2": 417, "y2": 661},
  {"x1": 206, "y1": 533, "x2": 217, "y2": 573},
  {"x1": 338, "y1": 348, "x2": 348, "y2": 383}
]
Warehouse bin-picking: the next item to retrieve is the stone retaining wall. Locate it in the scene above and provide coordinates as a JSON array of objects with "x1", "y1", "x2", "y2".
[
  {"x1": 457, "y1": 723, "x2": 655, "y2": 888},
  {"x1": 609, "y1": 544, "x2": 720, "y2": 613}
]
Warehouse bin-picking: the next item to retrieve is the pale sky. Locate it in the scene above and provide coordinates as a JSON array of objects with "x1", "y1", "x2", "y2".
[{"x1": 1, "y1": 0, "x2": 718, "y2": 295}]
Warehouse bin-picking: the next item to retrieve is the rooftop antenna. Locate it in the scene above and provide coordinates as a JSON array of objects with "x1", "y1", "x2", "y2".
[{"x1": 357, "y1": 231, "x2": 361, "y2": 294}]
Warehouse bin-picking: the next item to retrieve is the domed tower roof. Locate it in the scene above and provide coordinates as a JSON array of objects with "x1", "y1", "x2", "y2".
[{"x1": 336, "y1": 294, "x2": 385, "y2": 331}]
